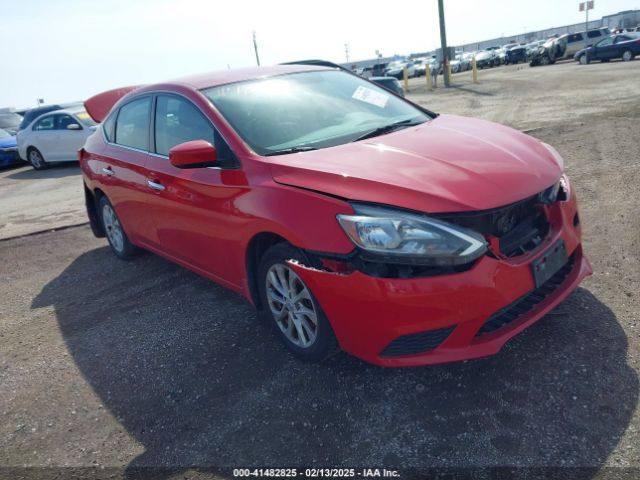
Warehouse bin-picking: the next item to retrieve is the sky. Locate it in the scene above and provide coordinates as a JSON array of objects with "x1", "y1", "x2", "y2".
[{"x1": 2, "y1": 0, "x2": 639, "y2": 108}]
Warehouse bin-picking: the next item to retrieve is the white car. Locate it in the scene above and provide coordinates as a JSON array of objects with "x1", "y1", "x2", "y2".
[{"x1": 17, "y1": 107, "x2": 97, "y2": 170}]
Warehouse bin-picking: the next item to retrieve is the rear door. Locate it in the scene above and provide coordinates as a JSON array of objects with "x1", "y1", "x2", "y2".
[
  {"x1": 30, "y1": 115, "x2": 58, "y2": 160},
  {"x1": 54, "y1": 114, "x2": 89, "y2": 160},
  {"x1": 99, "y1": 96, "x2": 157, "y2": 246},
  {"x1": 144, "y1": 93, "x2": 247, "y2": 286}
]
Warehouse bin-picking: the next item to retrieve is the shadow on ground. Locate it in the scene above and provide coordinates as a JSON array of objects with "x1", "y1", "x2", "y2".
[
  {"x1": 6, "y1": 162, "x2": 79, "y2": 180},
  {"x1": 33, "y1": 246, "x2": 638, "y2": 477}
]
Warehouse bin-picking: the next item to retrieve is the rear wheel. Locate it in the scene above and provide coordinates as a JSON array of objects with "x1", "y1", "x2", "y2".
[
  {"x1": 98, "y1": 195, "x2": 139, "y2": 259},
  {"x1": 27, "y1": 148, "x2": 47, "y2": 170},
  {"x1": 622, "y1": 50, "x2": 634, "y2": 62},
  {"x1": 258, "y1": 243, "x2": 339, "y2": 362},
  {"x1": 579, "y1": 54, "x2": 589, "y2": 65}
]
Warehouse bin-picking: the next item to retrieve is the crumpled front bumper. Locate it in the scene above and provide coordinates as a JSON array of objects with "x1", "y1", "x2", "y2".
[{"x1": 290, "y1": 191, "x2": 592, "y2": 367}]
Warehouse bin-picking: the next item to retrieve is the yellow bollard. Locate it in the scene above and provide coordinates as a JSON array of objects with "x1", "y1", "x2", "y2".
[
  {"x1": 472, "y1": 57, "x2": 478, "y2": 83},
  {"x1": 426, "y1": 66, "x2": 433, "y2": 91},
  {"x1": 403, "y1": 67, "x2": 409, "y2": 93}
]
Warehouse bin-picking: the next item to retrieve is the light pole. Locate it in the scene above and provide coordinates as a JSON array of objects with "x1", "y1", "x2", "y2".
[
  {"x1": 253, "y1": 31, "x2": 260, "y2": 66},
  {"x1": 437, "y1": 0, "x2": 451, "y2": 87}
]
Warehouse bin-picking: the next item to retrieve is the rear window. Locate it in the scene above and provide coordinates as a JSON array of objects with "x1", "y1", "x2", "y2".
[{"x1": 115, "y1": 97, "x2": 151, "y2": 151}]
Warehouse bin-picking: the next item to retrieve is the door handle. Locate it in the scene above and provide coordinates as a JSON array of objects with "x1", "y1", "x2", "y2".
[
  {"x1": 147, "y1": 180, "x2": 165, "y2": 191},
  {"x1": 102, "y1": 167, "x2": 115, "y2": 176}
]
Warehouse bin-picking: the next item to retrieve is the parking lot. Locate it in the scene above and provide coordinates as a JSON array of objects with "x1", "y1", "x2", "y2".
[{"x1": 1, "y1": 60, "x2": 639, "y2": 477}]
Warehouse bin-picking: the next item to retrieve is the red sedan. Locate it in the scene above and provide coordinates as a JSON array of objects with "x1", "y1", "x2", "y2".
[{"x1": 80, "y1": 64, "x2": 591, "y2": 367}]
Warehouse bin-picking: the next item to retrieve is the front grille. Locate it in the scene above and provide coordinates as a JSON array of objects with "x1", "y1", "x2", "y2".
[
  {"x1": 436, "y1": 192, "x2": 551, "y2": 258},
  {"x1": 380, "y1": 325, "x2": 455, "y2": 357},
  {"x1": 475, "y1": 254, "x2": 576, "y2": 337}
]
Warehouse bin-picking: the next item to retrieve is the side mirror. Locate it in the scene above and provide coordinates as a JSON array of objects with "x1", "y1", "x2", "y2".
[
  {"x1": 67, "y1": 123, "x2": 82, "y2": 130},
  {"x1": 169, "y1": 140, "x2": 218, "y2": 169}
]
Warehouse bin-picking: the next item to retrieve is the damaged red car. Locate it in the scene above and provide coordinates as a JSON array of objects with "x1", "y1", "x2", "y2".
[{"x1": 80, "y1": 65, "x2": 591, "y2": 367}]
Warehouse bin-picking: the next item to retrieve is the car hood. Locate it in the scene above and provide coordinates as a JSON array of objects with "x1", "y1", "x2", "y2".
[
  {"x1": 268, "y1": 114, "x2": 561, "y2": 213},
  {"x1": 0, "y1": 136, "x2": 17, "y2": 148}
]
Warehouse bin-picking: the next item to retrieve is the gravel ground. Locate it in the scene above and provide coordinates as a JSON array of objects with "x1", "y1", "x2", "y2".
[
  {"x1": 1, "y1": 60, "x2": 639, "y2": 479},
  {"x1": 0, "y1": 162, "x2": 86, "y2": 240}
]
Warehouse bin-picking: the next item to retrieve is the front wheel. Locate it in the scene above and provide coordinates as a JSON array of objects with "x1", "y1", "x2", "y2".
[
  {"x1": 258, "y1": 243, "x2": 339, "y2": 362},
  {"x1": 622, "y1": 50, "x2": 634, "y2": 62},
  {"x1": 98, "y1": 195, "x2": 139, "y2": 259}
]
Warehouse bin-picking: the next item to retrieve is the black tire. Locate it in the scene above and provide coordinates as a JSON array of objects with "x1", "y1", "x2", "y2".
[
  {"x1": 27, "y1": 147, "x2": 47, "y2": 170},
  {"x1": 622, "y1": 50, "x2": 634, "y2": 62},
  {"x1": 98, "y1": 195, "x2": 139, "y2": 259},
  {"x1": 258, "y1": 243, "x2": 339, "y2": 362}
]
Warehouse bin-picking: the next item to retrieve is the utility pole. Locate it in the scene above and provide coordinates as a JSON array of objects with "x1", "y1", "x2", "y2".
[
  {"x1": 253, "y1": 31, "x2": 260, "y2": 66},
  {"x1": 437, "y1": 0, "x2": 451, "y2": 87},
  {"x1": 344, "y1": 43, "x2": 350, "y2": 63}
]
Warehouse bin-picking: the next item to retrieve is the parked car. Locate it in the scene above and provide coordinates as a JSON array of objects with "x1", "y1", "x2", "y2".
[
  {"x1": 530, "y1": 28, "x2": 610, "y2": 66},
  {"x1": 474, "y1": 49, "x2": 496, "y2": 68},
  {"x1": 0, "y1": 128, "x2": 22, "y2": 167},
  {"x1": 18, "y1": 102, "x2": 84, "y2": 131},
  {"x1": 505, "y1": 46, "x2": 528, "y2": 64},
  {"x1": 370, "y1": 76, "x2": 404, "y2": 96},
  {"x1": 80, "y1": 64, "x2": 590, "y2": 366},
  {"x1": 412, "y1": 58, "x2": 429, "y2": 76},
  {"x1": 0, "y1": 112, "x2": 22, "y2": 135},
  {"x1": 574, "y1": 33, "x2": 640, "y2": 63},
  {"x1": 17, "y1": 107, "x2": 98, "y2": 169},
  {"x1": 450, "y1": 54, "x2": 470, "y2": 73},
  {"x1": 360, "y1": 63, "x2": 388, "y2": 79},
  {"x1": 385, "y1": 61, "x2": 416, "y2": 79}
]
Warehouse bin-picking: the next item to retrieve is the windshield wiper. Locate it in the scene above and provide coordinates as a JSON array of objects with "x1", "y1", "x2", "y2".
[
  {"x1": 352, "y1": 119, "x2": 424, "y2": 142},
  {"x1": 264, "y1": 146, "x2": 318, "y2": 156}
]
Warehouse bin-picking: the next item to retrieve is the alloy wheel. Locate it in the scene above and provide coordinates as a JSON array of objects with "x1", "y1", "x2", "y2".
[
  {"x1": 102, "y1": 203, "x2": 124, "y2": 253},
  {"x1": 265, "y1": 263, "x2": 318, "y2": 348},
  {"x1": 622, "y1": 50, "x2": 632, "y2": 62},
  {"x1": 29, "y1": 150, "x2": 43, "y2": 169}
]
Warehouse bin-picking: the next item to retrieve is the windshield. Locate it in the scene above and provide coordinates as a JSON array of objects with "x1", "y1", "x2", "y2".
[
  {"x1": 73, "y1": 110, "x2": 98, "y2": 127},
  {"x1": 203, "y1": 70, "x2": 429, "y2": 156},
  {"x1": 0, "y1": 113, "x2": 22, "y2": 129}
]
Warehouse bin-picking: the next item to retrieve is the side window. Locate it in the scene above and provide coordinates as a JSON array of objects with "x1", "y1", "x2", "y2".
[
  {"x1": 102, "y1": 111, "x2": 116, "y2": 142},
  {"x1": 596, "y1": 37, "x2": 614, "y2": 47},
  {"x1": 56, "y1": 114, "x2": 80, "y2": 130},
  {"x1": 587, "y1": 30, "x2": 602, "y2": 39},
  {"x1": 154, "y1": 95, "x2": 215, "y2": 156},
  {"x1": 115, "y1": 97, "x2": 151, "y2": 151},
  {"x1": 615, "y1": 35, "x2": 631, "y2": 43},
  {"x1": 33, "y1": 116, "x2": 55, "y2": 131},
  {"x1": 567, "y1": 33, "x2": 582, "y2": 43}
]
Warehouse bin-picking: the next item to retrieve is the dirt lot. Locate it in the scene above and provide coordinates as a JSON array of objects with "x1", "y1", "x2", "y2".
[
  {"x1": 1, "y1": 61, "x2": 639, "y2": 478},
  {"x1": 0, "y1": 162, "x2": 86, "y2": 240}
]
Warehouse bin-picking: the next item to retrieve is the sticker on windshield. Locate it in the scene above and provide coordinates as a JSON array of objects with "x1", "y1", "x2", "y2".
[{"x1": 352, "y1": 86, "x2": 389, "y2": 108}]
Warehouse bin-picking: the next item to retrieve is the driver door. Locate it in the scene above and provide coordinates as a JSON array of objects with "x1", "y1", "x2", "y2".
[{"x1": 144, "y1": 93, "x2": 247, "y2": 286}]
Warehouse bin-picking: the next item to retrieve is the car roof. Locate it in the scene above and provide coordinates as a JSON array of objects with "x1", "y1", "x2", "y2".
[{"x1": 162, "y1": 64, "x2": 332, "y2": 90}]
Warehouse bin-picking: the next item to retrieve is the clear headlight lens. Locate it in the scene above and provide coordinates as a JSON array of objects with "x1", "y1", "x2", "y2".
[{"x1": 337, "y1": 205, "x2": 487, "y2": 266}]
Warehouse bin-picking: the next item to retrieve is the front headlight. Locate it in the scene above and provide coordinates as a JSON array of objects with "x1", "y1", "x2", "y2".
[{"x1": 337, "y1": 205, "x2": 487, "y2": 266}]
